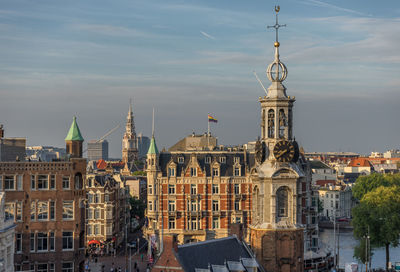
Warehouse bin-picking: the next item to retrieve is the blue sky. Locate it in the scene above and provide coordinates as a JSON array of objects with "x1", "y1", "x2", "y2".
[{"x1": 1, "y1": 0, "x2": 400, "y2": 157}]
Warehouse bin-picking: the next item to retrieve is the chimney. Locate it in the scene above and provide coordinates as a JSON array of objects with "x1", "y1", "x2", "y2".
[{"x1": 0, "y1": 124, "x2": 4, "y2": 138}]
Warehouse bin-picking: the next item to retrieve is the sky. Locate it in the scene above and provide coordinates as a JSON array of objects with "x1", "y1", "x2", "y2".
[{"x1": 1, "y1": 0, "x2": 400, "y2": 158}]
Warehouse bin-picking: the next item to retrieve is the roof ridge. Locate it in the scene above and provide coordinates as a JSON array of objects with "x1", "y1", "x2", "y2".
[{"x1": 178, "y1": 236, "x2": 236, "y2": 248}]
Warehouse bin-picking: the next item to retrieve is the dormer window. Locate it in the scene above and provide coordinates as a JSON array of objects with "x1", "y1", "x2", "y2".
[
  {"x1": 205, "y1": 157, "x2": 211, "y2": 164},
  {"x1": 178, "y1": 157, "x2": 184, "y2": 164},
  {"x1": 190, "y1": 167, "x2": 197, "y2": 177},
  {"x1": 168, "y1": 167, "x2": 175, "y2": 177},
  {"x1": 234, "y1": 167, "x2": 240, "y2": 176},
  {"x1": 219, "y1": 157, "x2": 226, "y2": 164},
  {"x1": 234, "y1": 157, "x2": 240, "y2": 163},
  {"x1": 212, "y1": 167, "x2": 219, "y2": 177}
]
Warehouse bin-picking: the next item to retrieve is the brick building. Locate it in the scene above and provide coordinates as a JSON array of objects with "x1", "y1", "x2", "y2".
[{"x1": 1, "y1": 117, "x2": 86, "y2": 272}]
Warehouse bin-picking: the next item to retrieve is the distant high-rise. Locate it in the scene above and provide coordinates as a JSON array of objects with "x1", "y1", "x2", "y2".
[
  {"x1": 137, "y1": 133, "x2": 150, "y2": 159},
  {"x1": 122, "y1": 102, "x2": 138, "y2": 170},
  {"x1": 87, "y1": 140, "x2": 109, "y2": 161}
]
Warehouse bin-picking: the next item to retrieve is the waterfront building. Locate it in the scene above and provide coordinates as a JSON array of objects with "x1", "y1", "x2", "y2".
[
  {"x1": 317, "y1": 184, "x2": 353, "y2": 220},
  {"x1": 122, "y1": 102, "x2": 138, "y2": 172},
  {"x1": 1, "y1": 117, "x2": 86, "y2": 272},
  {"x1": 0, "y1": 192, "x2": 16, "y2": 272},
  {"x1": 87, "y1": 140, "x2": 109, "y2": 161},
  {"x1": 85, "y1": 173, "x2": 129, "y2": 254}
]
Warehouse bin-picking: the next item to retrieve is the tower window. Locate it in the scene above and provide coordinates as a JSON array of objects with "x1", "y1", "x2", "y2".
[
  {"x1": 268, "y1": 109, "x2": 275, "y2": 138},
  {"x1": 276, "y1": 187, "x2": 289, "y2": 217},
  {"x1": 279, "y1": 109, "x2": 286, "y2": 138}
]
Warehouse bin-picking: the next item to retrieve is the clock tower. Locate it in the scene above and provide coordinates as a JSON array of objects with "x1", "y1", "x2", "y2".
[{"x1": 250, "y1": 6, "x2": 305, "y2": 272}]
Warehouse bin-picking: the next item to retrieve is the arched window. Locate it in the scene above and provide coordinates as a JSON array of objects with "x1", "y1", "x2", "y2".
[
  {"x1": 279, "y1": 109, "x2": 286, "y2": 138},
  {"x1": 268, "y1": 109, "x2": 275, "y2": 138},
  {"x1": 276, "y1": 186, "x2": 289, "y2": 217},
  {"x1": 74, "y1": 173, "x2": 83, "y2": 190}
]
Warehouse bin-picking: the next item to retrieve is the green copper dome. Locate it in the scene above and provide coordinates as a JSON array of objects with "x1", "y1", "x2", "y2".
[
  {"x1": 147, "y1": 136, "x2": 158, "y2": 154},
  {"x1": 65, "y1": 116, "x2": 84, "y2": 141}
]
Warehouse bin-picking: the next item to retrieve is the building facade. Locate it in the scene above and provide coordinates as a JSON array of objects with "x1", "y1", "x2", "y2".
[
  {"x1": 122, "y1": 103, "x2": 138, "y2": 171},
  {"x1": 0, "y1": 125, "x2": 26, "y2": 162},
  {"x1": 0, "y1": 117, "x2": 86, "y2": 272},
  {"x1": 318, "y1": 184, "x2": 353, "y2": 220},
  {"x1": 85, "y1": 174, "x2": 129, "y2": 254},
  {"x1": 0, "y1": 192, "x2": 16, "y2": 272},
  {"x1": 87, "y1": 140, "x2": 109, "y2": 161}
]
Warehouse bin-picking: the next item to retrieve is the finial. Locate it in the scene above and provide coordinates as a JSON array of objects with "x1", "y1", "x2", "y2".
[{"x1": 267, "y1": 5, "x2": 286, "y2": 46}]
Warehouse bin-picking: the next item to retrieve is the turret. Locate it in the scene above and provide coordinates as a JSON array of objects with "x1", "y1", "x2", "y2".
[{"x1": 65, "y1": 116, "x2": 84, "y2": 158}]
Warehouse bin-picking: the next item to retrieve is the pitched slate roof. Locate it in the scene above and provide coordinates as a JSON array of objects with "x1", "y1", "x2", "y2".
[
  {"x1": 65, "y1": 116, "x2": 84, "y2": 141},
  {"x1": 176, "y1": 236, "x2": 258, "y2": 272}
]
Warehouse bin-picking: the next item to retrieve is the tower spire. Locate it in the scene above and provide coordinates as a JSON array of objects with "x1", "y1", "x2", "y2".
[{"x1": 152, "y1": 107, "x2": 155, "y2": 138}]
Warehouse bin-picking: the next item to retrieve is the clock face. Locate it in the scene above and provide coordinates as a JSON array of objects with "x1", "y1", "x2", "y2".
[{"x1": 273, "y1": 140, "x2": 295, "y2": 162}]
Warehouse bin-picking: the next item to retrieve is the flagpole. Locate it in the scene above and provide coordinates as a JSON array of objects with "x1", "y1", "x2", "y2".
[{"x1": 207, "y1": 116, "x2": 210, "y2": 147}]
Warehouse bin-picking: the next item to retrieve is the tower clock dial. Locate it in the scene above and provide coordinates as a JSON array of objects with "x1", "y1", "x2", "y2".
[{"x1": 273, "y1": 140, "x2": 295, "y2": 162}]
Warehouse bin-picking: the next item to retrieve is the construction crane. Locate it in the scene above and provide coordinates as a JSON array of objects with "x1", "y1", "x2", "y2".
[
  {"x1": 83, "y1": 124, "x2": 120, "y2": 154},
  {"x1": 253, "y1": 70, "x2": 268, "y2": 95}
]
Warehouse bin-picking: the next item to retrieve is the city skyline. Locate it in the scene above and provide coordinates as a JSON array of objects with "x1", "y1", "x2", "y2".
[{"x1": 1, "y1": 0, "x2": 400, "y2": 157}]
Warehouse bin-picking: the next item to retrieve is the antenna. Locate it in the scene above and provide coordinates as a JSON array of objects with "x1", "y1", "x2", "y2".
[
  {"x1": 253, "y1": 71, "x2": 268, "y2": 95},
  {"x1": 152, "y1": 107, "x2": 155, "y2": 138}
]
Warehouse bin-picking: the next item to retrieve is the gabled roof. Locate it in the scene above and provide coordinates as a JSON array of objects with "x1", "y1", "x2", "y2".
[
  {"x1": 348, "y1": 158, "x2": 372, "y2": 167},
  {"x1": 65, "y1": 116, "x2": 84, "y2": 141}
]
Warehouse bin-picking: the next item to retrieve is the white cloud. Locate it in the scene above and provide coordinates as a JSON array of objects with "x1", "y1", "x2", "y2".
[{"x1": 200, "y1": 31, "x2": 215, "y2": 40}]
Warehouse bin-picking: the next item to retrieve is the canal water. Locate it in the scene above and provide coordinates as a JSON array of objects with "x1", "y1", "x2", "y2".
[{"x1": 320, "y1": 229, "x2": 400, "y2": 269}]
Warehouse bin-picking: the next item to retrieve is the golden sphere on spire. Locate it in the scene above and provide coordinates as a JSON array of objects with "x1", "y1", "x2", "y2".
[
  {"x1": 275, "y1": 5, "x2": 280, "y2": 13},
  {"x1": 274, "y1": 42, "x2": 280, "y2": 47}
]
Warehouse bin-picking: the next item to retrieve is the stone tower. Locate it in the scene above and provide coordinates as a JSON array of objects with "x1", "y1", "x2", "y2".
[
  {"x1": 65, "y1": 116, "x2": 84, "y2": 158},
  {"x1": 122, "y1": 101, "x2": 138, "y2": 170},
  {"x1": 250, "y1": 7, "x2": 304, "y2": 272}
]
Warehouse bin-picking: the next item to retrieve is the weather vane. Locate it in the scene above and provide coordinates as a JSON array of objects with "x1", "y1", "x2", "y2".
[{"x1": 267, "y1": 5, "x2": 286, "y2": 47}]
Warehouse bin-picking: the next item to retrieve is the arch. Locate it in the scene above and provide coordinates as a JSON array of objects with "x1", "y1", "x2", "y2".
[
  {"x1": 74, "y1": 172, "x2": 83, "y2": 190},
  {"x1": 276, "y1": 186, "x2": 289, "y2": 218},
  {"x1": 268, "y1": 109, "x2": 275, "y2": 138},
  {"x1": 279, "y1": 109, "x2": 286, "y2": 138},
  {"x1": 252, "y1": 186, "x2": 261, "y2": 223}
]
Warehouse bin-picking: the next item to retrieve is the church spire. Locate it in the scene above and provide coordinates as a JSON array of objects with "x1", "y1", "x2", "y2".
[{"x1": 122, "y1": 100, "x2": 138, "y2": 170}]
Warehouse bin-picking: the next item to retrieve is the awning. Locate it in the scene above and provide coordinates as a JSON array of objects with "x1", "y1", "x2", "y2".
[{"x1": 88, "y1": 240, "x2": 101, "y2": 246}]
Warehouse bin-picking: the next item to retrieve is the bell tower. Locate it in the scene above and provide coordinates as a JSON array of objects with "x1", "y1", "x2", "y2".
[
  {"x1": 250, "y1": 6, "x2": 304, "y2": 272},
  {"x1": 122, "y1": 100, "x2": 138, "y2": 171}
]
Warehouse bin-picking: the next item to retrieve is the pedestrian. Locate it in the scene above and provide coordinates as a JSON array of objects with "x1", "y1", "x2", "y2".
[
  {"x1": 136, "y1": 268, "x2": 140, "y2": 272},
  {"x1": 118, "y1": 267, "x2": 122, "y2": 272},
  {"x1": 141, "y1": 254, "x2": 143, "y2": 262},
  {"x1": 110, "y1": 267, "x2": 114, "y2": 272}
]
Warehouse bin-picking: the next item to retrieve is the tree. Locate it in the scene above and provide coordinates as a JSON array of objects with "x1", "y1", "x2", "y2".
[
  {"x1": 352, "y1": 185, "x2": 400, "y2": 271},
  {"x1": 352, "y1": 173, "x2": 400, "y2": 200}
]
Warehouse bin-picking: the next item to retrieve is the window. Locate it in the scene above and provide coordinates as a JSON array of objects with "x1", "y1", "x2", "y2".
[
  {"x1": 336, "y1": 194, "x2": 339, "y2": 199},
  {"x1": 95, "y1": 209, "x2": 100, "y2": 219},
  {"x1": 61, "y1": 262, "x2": 73, "y2": 272},
  {"x1": 212, "y1": 184, "x2": 219, "y2": 194},
  {"x1": 104, "y1": 193, "x2": 109, "y2": 202},
  {"x1": 37, "y1": 201, "x2": 48, "y2": 221},
  {"x1": 219, "y1": 157, "x2": 226, "y2": 163},
  {"x1": 88, "y1": 208, "x2": 93, "y2": 219},
  {"x1": 148, "y1": 184, "x2": 153, "y2": 195},
  {"x1": 50, "y1": 175, "x2": 56, "y2": 189},
  {"x1": 148, "y1": 201, "x2": 153, "y2": 211},
  {"x1": 0, "y1": 176, "x2": 2, "y2": 191},
  {"x1": 37, "y1": 232, "x2": 48, "y2": 251},
  {"x1": 88, "y1": 193, "x2": 93, "y2": 204},
  {"x1": 30, "y1": 233, "x2": 35, "y2": 252},
  {"x1": 50, "y1": 201, "x2": 55, "y2": 220},
  {"x1": 4, "y1": 176, "x2": 14, "y2": 190},
  {"x1": 234, "y1": 184, "x2": 240, "y2": 194},
  {"x1": 30, "y1": 201, "x2": 36, "y2": 221},
  {"x1": 212, "y1": 200, "x2": 219, "y2": 211},
  {"x1": 168, "y1": 167, "x2": 175, "y2": 177},
  {"x1": 168, "y1": 200, "x2": 175, "y2": 212},
  {"x1": 234, "y1": 157, "x2": 240, "y2": 163},
  {"x1": 17, "y1": 175, "x2": 23, "y2": 191},
  {"x1": 235, "y1": 217, "x2": 241, "y2": 223},
  {"x1": 268, "y1": 109, "x2": 275, "y2": 138},
  {"x1": 87, "y1": 225, "x2": 92, "y2": 236},
  {"x1": 37, "y1": 264, "x2": 48, "y2": 272},
  {"x1": 49, "y1": 232, "x2": 55, "y2": 251},
  {"x1": 234, "y1": 200, "x2": 240, "y2": 211},
  {"x1": 168, "y1": 218, "x2": 175, "y2": 229},
  {"x1": 330, "y1": 200, "x2": 333, "y2": 208},
  {"x1": 31, "y1": 175, "x2": 36, "y2": 190},
  {"x1": 62, "y1": 232, "x2": 73, "y2": 250},
  {"x1": 37, "y1": 175, "x2": 48, "y2": 190},
  {"x1": 205, "y1": 157, "x2": 211, "y2": 164},
  {"x1": 63, "y1": 201, "x2": 74, "y2": 220},
  {"x1": 95, "y1": 193, "x2": 100, "y2": 203},
  {"x1": 191, "y1": 200, "x2": 197, "y2": 211},
  {"x1": 5, "y1": 202, "x2": 15, "y2": 220},
  {"x1": 62, "y1": 177, "x2": 70, "y2": 190},
  {"x1": 212, "y1": 217, "x2": 219, "y2": 229},
  {"x1": 190, "y1": 184, "x2": 197, "y2": 195},
  {"x1": 190, "y1": 167, "x2": 197, "y2": 177},
  {"x1": 168, "y1": 185, "x2": 175, "y2": 194},
  {"x1": 15, "y1": 233, "x2": 22, "y2": 253},
  {"x1": 311, "y1": 197, "x2": 316, "y2": 207},
  {"x1": 212, "y1": 168, "x2": 219, "y2": 177},
  {"x1": 276, "y1": 187, "x2": 288, "y2": 217},
  {"x1": 234, "y1": 167, "x2": 240, "y2": 177},
  {"x1": 106, "y1": 225, "x2": 112, "y2": 235},
  {"x1": 106, "y1": 207, "x2": 112, "y2": 219},
  {"x1": 50, "y1": 263, "x2": 55, "y2": 272},
  {"x1": 178, "y1": 157, "x2": 184, "y2": 164},
  {"x1": 94, "y1": 224, "x2": 100, "y2": 235},
  {"x1": 189, "y1": 219, "x2": 197, "y2": 230}
]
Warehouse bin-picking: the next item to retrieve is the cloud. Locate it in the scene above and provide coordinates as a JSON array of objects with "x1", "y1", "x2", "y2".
[
  {"x1": 299, "y1": 0, "x2": 366, "y2": 16},
  {"x1": 200, "y1": 31, "x2": 215, "y2": 40}
]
